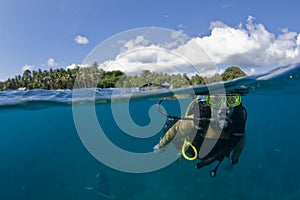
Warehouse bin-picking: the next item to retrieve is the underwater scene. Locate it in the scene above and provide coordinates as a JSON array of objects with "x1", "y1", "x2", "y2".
[{"x1": 1, "y1": 64, "x2": 300, "y2": 200}]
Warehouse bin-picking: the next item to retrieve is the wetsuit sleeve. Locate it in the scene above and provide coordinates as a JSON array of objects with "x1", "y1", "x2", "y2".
[
  {"x1": 231, "y1": 133, "x2": 246, "y2": 164},
  {"x1": 158, "y1": 116, "x2": 194, "y2": 150},
  {"x1": 157, "y1": 120, "x2": 180, "y2": 149}
]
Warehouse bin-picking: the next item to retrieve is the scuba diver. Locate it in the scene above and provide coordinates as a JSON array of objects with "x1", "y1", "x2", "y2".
[
  {"x1": 96, "y1": 172, "x2": 110, "y2": 196},
  {"x1": 154, "y1": 93, "x2": 247, "y2": 177},
  {"x1": 85, "y1": 172, "x2": 116, "y2": 199}
]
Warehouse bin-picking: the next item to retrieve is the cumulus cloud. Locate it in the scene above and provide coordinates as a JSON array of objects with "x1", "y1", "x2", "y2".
[
  {"x1": 47, "y1": 58, "x2": 58, "y2": 67},
  {"x1": 119, "y1": 35, "x2": 151, "y2": 53},
  {"x1": 209, "y1": 21, "x2": 228, "y2": 29},
  {"x1": 84, "y1": 17, "x2": 300, "y2": 77},
  {"x1": 98, "y1": 47, "x2": 188, "y2": 75},
  {"x1": 196, "y1": 16, "x2": 300, "y2": 68},
  {"x1": 74, "y1": 35, "x2": 89, "y2": 44},
  {"x1": 66, "y1": 63, "x2": 89, "y2": 70},
  {"x1": 96, "y1": 31, "x2": 220, "y2": 77},
  {"x1": 94, "y1": 30, "x2": 199, "y2": 75},
  {"x1": 22, "y1": 64, "x2": 34, "y2": 71}
]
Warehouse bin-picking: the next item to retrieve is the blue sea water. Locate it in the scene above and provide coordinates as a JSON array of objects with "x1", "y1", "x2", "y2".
[{"x1": 1, "y1": 64, "x2": 300, "y2": 200}]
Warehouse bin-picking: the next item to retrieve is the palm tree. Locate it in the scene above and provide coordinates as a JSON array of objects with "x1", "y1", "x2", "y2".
[{"x1": 22, "y1": 69, "x2": 32, "y2": 88}]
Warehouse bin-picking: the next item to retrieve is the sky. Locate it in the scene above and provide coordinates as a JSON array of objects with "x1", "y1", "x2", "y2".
[{"x1": 1, "y1": 0, "x2": 300, "y2": 81}]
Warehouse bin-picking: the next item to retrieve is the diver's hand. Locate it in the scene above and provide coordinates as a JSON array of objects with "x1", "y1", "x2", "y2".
[{"x1": 153, "y1": 144, "x2": 166, "y2": 153}]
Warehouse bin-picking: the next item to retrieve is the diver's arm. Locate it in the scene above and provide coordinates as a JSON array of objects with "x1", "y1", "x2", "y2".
[
  {"x1": 153, "y1": 121, "x2": 180, "y2": 153},
  {"x1": 231, "y1": 134, "x2": 246, "y2": 164},
  {"x1": 154, "y1": 116, "x2": 194, "y2": 152}
]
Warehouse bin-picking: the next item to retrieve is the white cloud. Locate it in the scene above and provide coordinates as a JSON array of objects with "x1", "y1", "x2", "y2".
[
  {"x1": 195, "y1": 16, "x2": 300, "y2": 68},
  {"x1": 119, "y1": 35, "x2": 150, "y2": 53},
  {"x1": 247, "y1": 15, "x2": 256, "y2": 24},
  {"x1": 66, "y1": 63, "x2": 77, "y2": 70},
  {"x1": 209, "y1": 21, "x2": 228, "y2": 29},
  {"x1": 22, "y1": 64, "x2": 35, "y2": 71},
  {"x1": 84, "y1": 17, "x2": 300, "y2": 77},
  {"x1": 98, "y1": 47, "x2": 190, "y2": 75},
  {"x1": 96, "y1": 34, "x2": 216, "y2": 77},
  {"x1": 171, "y1": 29, "x2": 185, "y2": 39},
  {"x1": 282, "y1": 28, "x2": 289, "y2": 33},
  {"x1": 297, "y1": 34, "x2": 300, "y2": 46},
  {"x1": 66, "y1": 63, "x2": 89, "y2": 70},
  {"x1": 178, "y1": 24, "x2": 185, "y2": 29},
  {"x1": 47, "y1": 58, "x2": 58, "y2": 67},
  {"x1": 74, "y1": 35, "x2": 89, "y2": 45}
]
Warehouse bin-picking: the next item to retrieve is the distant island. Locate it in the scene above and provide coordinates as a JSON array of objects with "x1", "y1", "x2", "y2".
[{"x1": 0, "y1": 63, "x2": 246, "y2": 91}]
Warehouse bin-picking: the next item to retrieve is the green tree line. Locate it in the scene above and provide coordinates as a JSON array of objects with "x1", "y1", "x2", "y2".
[{"x1": 0, "y1": 65, "x2": 246, "y2": 91}]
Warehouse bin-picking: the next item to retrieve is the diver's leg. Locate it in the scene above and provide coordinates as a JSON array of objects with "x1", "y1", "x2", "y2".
[{"x1": 196, "y1": 139, "x2": 228, "y2": 169}]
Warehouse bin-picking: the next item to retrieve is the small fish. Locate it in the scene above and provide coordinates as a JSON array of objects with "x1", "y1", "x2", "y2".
[{"x1": 273, "y1": 148, "x2": 281, "y2": 153}]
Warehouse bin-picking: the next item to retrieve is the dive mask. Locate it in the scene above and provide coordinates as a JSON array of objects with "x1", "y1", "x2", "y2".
[{"x1": 206, "y1": 94, "x2": 241, "y2": 108}]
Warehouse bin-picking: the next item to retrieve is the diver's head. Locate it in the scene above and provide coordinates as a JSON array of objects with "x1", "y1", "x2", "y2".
[{"x1": 206, "y1": 94, "x2": 242, "y2": 129}]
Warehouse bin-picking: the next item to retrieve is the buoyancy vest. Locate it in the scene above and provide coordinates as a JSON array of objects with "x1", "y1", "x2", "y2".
[{"x1": 187, "y1": 99, "x2": 247, "y2": 160}]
